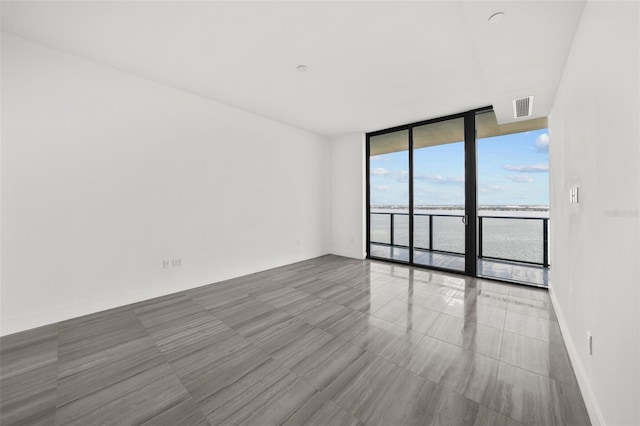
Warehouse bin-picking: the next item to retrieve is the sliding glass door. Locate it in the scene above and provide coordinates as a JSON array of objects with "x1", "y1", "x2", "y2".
[
  {"x1": 412, "y1": 117, "x2": 466, "y2": 272},
  {"x1": 367, "y1": 111, "x2": 476, "y2": 275}
]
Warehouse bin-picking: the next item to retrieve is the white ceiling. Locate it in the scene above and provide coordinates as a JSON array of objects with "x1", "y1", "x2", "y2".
[{"x1": 1, "y1": 1, "x2": 585, "y2": 137}]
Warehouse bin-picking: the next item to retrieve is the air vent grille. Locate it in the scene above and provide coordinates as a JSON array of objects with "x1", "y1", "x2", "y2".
[{"x1": 513, "y1": 96, "x2": 533, "y2": 118}]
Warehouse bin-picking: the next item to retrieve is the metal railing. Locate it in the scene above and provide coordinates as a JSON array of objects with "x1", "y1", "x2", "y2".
[{"x1": 370, "y1": 212, "x2": 549, "y2": 266}]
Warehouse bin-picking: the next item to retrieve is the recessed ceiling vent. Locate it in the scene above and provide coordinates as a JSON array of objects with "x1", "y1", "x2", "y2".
[{"x1": 513, "y1": 96, "x2": 533, "y2": 118}]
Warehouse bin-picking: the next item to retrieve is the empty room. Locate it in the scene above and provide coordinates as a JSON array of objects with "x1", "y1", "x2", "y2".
[{"x1": 1, "y1": 1, "x2": 638, "y2": 425}]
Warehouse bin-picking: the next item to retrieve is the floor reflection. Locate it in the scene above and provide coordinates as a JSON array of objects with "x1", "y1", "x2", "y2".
[
  {"x1": 1, "y1": 254, "x2": 587, "y2": 426},
  {"x1": 369, "y1": 243, "x2": 549, "y2": 286}
]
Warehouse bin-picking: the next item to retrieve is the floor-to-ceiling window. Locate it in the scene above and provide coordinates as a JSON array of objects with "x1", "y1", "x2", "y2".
[
  {"x1": 368, "y1": 130, "x2": 410, "y2": 262},
  {"x1": 367, "y1": 107, "x2": 550, "y2": 287},
  {"x1": 475, "y1": 110, "x2": 549, "y2": 285}
]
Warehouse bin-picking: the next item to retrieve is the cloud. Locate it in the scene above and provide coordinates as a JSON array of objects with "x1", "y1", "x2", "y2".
[
  {"x1": 415, "y1": 174, "x2": 464, "y2": 185},
  {"x1": 371, "y1": 168, "x2": 390, "y2": 176},
  {"x1": 507, "y1": 174, "x2": 534, "y2": 183},
  {"x1": 479, "y1": 183, "x2": 507, "y2": 193},
  {"x1": 381, "y1": 170, "x2": 465, "y2": 185},
  {"x1": 394, "y1": 170, "x2": 410, "y2": 182},
  {"x1": 374, "y1": 185, "x2": 390, "y2": 191},
  {"x1": 503, "y1": 163, "x2": 549, "y2": 173},
  {"x1": 535, "y1": 133, "x2": 549, "y2": 152},
  {"x1": 370, "y1": 155, "x2": 389, "y2": 162}
]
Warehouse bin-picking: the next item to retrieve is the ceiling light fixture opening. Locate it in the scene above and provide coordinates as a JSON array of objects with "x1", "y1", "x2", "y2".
[{"x1": 488, "y1": 12, "x2": 505, "y2": 24}]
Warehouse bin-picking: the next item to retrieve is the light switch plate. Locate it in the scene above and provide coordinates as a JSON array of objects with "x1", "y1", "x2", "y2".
[{"x1": 570, "y1": 187, "x2": 580, "y2": 204}]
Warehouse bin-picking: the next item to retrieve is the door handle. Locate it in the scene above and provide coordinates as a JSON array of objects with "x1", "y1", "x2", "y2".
[{"x1": 462, "y1": 215, "x2": 468, "y2": 225}]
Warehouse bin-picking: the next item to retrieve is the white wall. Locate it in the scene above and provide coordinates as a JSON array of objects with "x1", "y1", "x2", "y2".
[
  {"x1": 548, "y1": 2, "x2": 639, "y2": 425},
  {"x1": 1, "y1": 34, "x2": 330, "y2": 336},
  {"x1": 329, "y1": 133, "x2": 365, "y2": 259}
]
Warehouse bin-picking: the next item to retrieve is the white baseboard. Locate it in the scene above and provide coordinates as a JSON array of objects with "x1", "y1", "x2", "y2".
[
  {"x1": 1, "y1": 289, "x2": 171, "y2": 336},
  {"x1": 549, "y1": 287, "x2": 605, "y2": 426},
  {"x1": 0, "y1": 250, "x2": 329, "y2": 337},
  {"x1": 329, "y1": 246, "x2": 366, "y2": 260}
]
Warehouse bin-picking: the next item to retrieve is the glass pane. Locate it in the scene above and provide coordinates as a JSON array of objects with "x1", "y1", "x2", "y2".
[
  {"x1": 413, "y1": 214, "x2": 430, "y2": 249},
  {"x1": 432, "y1": 215, "x2": 465, "y2": 254},
  {"x1": 370, "y1": 213, "x2": 390, "y2": 244},
  {"x1": 412, "y1": 117, "x2": 465, "y2": 271},
  {"x1": 369, "y1": 245, "x2": 410, "y2": 262},
  {"x1": 481, "y1": 217, "x2": 544, "y2": 264},
  {"x1": 369, "y1": 130, "x2": 409, "y2": 261},
  {"x1": 476, "y1": 110, "x2": 549, "y2": 285},
  {"x1": 393, "y1": 214, "x2": 409, "y2": 246}
]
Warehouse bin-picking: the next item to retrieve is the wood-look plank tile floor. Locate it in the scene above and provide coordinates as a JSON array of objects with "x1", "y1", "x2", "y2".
[{"x1": 0, "y1": 255, "x2": 590, "y2": 426}]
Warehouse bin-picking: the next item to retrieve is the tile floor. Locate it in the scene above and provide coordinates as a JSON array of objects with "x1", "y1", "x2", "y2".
[{"x1": 0, "y1": 255, "x2": 590, "y2": 425}]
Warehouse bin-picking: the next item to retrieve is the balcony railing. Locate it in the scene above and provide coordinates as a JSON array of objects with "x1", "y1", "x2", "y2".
[{"x1": 370, "y1": 212, "x2": 549, "y2": 267}]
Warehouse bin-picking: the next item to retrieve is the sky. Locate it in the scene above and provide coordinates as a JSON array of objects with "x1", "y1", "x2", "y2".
[{"x1": 370, "y1": 128, "x2": 549, "y2": 206}]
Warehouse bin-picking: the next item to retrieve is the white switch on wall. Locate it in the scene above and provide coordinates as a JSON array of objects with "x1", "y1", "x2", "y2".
[{"x1": 569, "y1": 186, "x2": 580, "y2": 204}]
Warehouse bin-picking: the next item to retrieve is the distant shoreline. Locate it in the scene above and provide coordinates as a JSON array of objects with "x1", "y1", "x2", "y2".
[
  {"x1": 370, "y1": 205, "x2": 550, "y2": 218},
  {"x1": 371, "y1": 205, "x2": 549, "y2": 211}
]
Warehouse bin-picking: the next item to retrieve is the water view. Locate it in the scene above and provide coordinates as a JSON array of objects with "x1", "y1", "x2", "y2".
[
  {"x1": 370, "y1": 206, "x2": 549, "y2": 264},
  {"x1": 368, "y1": 110, "x2": 550, "y2": 285}
]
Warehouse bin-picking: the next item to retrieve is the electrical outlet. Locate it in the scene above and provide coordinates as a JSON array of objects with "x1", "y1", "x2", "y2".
[
  {"x1": 172, "y1": 258, "x2": 182, "y2": 268},
  {"x1": 162, "y1": 260, "x2": 170, "y2": 269},
  {"x1": 587, "y1": 331, "x2": 593, "y2": 355}
]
